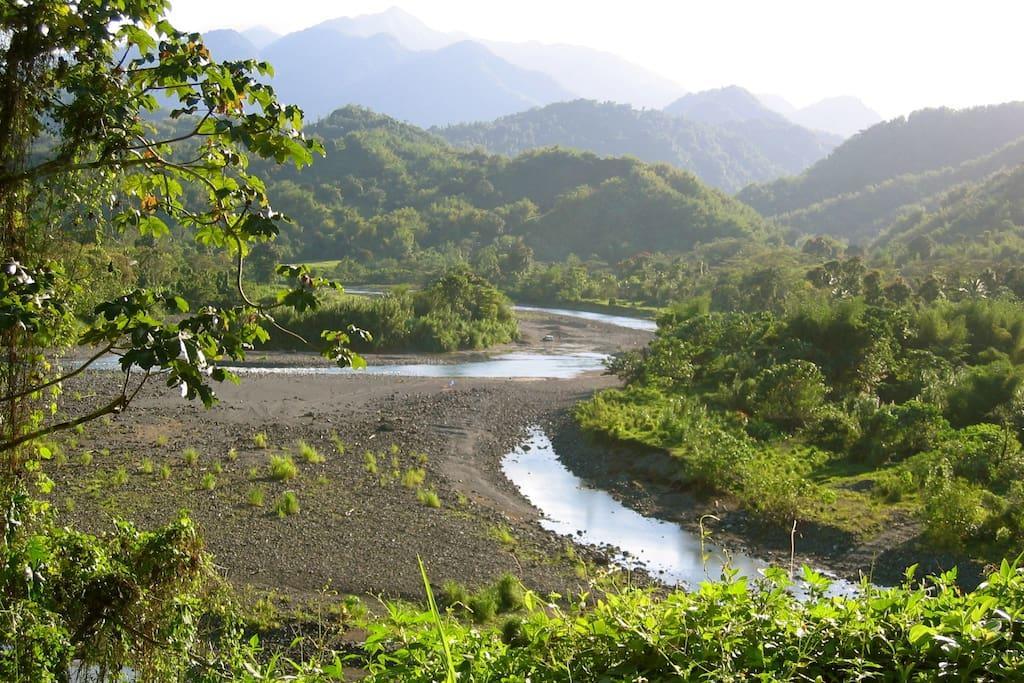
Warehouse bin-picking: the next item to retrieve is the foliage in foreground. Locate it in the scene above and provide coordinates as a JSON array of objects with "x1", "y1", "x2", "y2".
[
  {"x1": 7, "y1": 496, "x2": 1024, "y2": 682},
  {"x1": 363, "y1": 561, "x2": 1024, "y2": 681}
]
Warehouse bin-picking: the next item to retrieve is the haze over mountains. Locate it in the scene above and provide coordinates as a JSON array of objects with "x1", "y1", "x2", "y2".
[{"x1": 202, "y1": 7, "x2": 877, "y2": 137}]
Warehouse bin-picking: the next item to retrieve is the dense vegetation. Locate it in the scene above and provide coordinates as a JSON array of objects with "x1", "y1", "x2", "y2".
[
  {"x1": 740, "y1": 103, "x2": 1024, "y2": 238},
  {"x1": 578, "y1": 266, "x2": 1024, "y2": 555},
  {"x1": 436, "y1": 99, "x2": 837, "y2": 192},
  {"x1": 258, "y1": 105, "x2": 771, "y2": 264},
  {"x1": 875, "y1": 164, "x2": 1024, "y2": 264},
  {"x1": 271, "y1": 270, "x2": 518, "y2": 352}
]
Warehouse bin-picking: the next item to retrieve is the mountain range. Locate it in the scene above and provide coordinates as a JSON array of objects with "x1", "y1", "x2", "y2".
[
  {"x1": 202, "y1": 7, "x2": 877, "y2": 137},
  {"x1": 738, "y1": 102, "x2": 1024, "y2": 243},
  {"x1": 436, "y1": 99, "x2": 840, "y2": 192}
]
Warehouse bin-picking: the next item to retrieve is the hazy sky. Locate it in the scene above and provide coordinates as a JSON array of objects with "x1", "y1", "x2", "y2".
[{"x1": 167, "y1": 0, "x2": 1021, "y2": 118}]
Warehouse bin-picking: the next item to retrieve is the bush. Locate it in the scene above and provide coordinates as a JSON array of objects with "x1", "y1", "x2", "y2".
[
  {"x1": 467, "y1": 594, "x2": 497, "y2": 624},
  {"x1": 750, "y1": 360, "x2": 829, "y2": 431}
]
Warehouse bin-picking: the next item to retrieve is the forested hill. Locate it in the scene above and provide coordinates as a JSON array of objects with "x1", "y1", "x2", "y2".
[
  {"x1": 739, "y1": 102, "x2": 1024, "y2": 226},
  {"x1": 435, "y1": 99, "x2": 838, "y2": 192},
  {"x1": 259, "y1": 106, "x2": 771, "y2": 262},
  {"x1": 873, "y1": 163, "x2": 1024, "y2": 263}
]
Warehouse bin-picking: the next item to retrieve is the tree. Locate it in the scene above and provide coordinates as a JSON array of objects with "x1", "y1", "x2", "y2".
[
  {"x1": 0, "y1": 4, "x2": 362, "y2": 472},
  {"x1": 0, "y1": 3, "x2": 371, "y2": 676}
]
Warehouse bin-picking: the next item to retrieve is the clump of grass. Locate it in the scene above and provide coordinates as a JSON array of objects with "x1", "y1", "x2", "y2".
[
  {"x1": 159, "y1": 464, "x2": 172, "y2": 480},
  {"x1": 253, "y1": 432, "x2": 269, "y2": 449},
  {"x1": 111, "y1": 466, "x2": 128, "y2": 487},
  {"x1": 79, "y1": 451, "x2": 94, "y2": 466},
  {"x1": 247, "y1": 466, "x2": 260, "y2": 479},
  {"x1": 247, "y1": 486, "x2": 265, "y2": 507},
  {"x1": 467, "y1": 594, "x2": 497, "y2": 624},
  {"x1": 212, "y1": 461, "x2": 223, "y2": 475},
  {"x1": 416, "y1": 452, "x2": 429, "y2": 465},
  {"x1": 401, "y1": 467, "x2": 426, "y2": 490},
  {"x1": 155, "y1": 434, "x2": 169, "y2": 447},
  {"x1": 226, "y1": 447, "x2": 238, "y2": 461},
  {"x1": 315, "y1": 475, "x2": 329, "y2": 486},
  {"x1": 440, "y1": 581, "x2": 470, "y2": 612},
  {"x1": 182, "y1": 447, "x2": 200, "y2": 467},
  {"x1": 417, "y1": 488, "x2": 441, "y2": 509},
  {"x1": 268, "y1": 454, "x2": 298, "y2": 481},
  {"x1": 363, "y1": 451, "x2": 378, "y2": 475},
  {"x1": 389, "y1": 443, "x2": 401, "y2": 456},
  {"x1": 330, "y1": 433, "x2": 345, "y2": 456},
  {"x1": 274, "y1": 491, "x2": 300, "y2": 517},
  {"x1": 490, "y1": 525, "x2": 517, "y2": 547},
  {"x1": 496, "y1": 574, "x2": 525, "y2": 612},
  {"x1": 72, "y1": 424, "x2": 85, "y2": 436},
  {"x1": 200, "y1": 473, "x2": 216, "y2": 491},
  {"x1": 140, "y1": 458, "x2": 154, "y2": 475},
  {"x1": 297, "y1": 440, "x2": 324, "y2": 464}
]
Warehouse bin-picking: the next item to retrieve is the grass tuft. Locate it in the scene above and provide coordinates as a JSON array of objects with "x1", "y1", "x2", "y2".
[
  {"x1": 268, "y1": 454, "x2": 298, "y2": 481},
  {"x1": 401, "y1": 468, "x2": 426, "y2": 490},
  {"x1": 274, "y1": 491, "x2": 300, "y2": 517},
  {"x1": 247, "y1": 486, "x2": 265, "y2": 507},
  {"x1": 297, "y1": 440, "x2": 324, "y2": 463},
  {"x1": 182, "y1": 447, "x2": 200, "y2": 467},
  {"x1": 417, "y1": 488, "x2": 441, "y2": 509},
  {"x1": 253, "y1": 432, "x2": 269, "y2": 449},
  {"x1": 200, "y1": 473, "x2": 216, "y2": 491}
]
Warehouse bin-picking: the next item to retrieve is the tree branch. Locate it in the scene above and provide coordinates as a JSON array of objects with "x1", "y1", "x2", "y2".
[{"x1": 0, "y1": 342, "x2": 114, "y2": 404}]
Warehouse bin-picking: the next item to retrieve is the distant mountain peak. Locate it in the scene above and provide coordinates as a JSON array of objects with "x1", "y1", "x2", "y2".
[{"x1": 664, "y1": 85, "x2": 786, "y2": 124}]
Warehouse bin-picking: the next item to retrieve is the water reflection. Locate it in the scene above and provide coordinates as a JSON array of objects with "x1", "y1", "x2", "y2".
[
  {"x1": 514, "y1": 305, "x2": 657, "y2": 332},
  {"x1": 503, "y1": 426, "x2": 859, "y2": 596}
]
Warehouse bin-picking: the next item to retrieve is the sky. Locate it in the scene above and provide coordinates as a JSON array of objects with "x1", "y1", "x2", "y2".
[{"x1": 167, "y1": 0, "x2": 1022, "y2": 118}]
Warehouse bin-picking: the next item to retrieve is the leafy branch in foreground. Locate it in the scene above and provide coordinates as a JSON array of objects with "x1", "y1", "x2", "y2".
[{"x1": 0, "y1": 1, "x2": 366, "y2": 472}]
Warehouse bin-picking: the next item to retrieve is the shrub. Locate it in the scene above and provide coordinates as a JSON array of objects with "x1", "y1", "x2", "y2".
[
  {"x1": 274, "y1": 491, "x2": 300, "y2": 517},
  {"x1": 872, "y1": 468, "x2": 917, "y2": 502},
  {"x1": 750, "y1": 360, "x2": 829, "y2": 431},
  {"x1": 922, "y1": 463, "x2": 989, "y2": 549},
  {"x1": 268, "y1": 455, "x2": 298, "y2": 481}
]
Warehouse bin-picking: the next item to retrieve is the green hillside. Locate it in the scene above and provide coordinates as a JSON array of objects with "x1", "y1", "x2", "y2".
[
  {"x1": 261, "y1": 106, "x2": 771, "y2": 263},
  {"x1": 437, "y1": 99, "x2": 837, "y2": 192},
  {"x1": 740, "y1": 103, "x2": 1024, "y2": 231}
]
